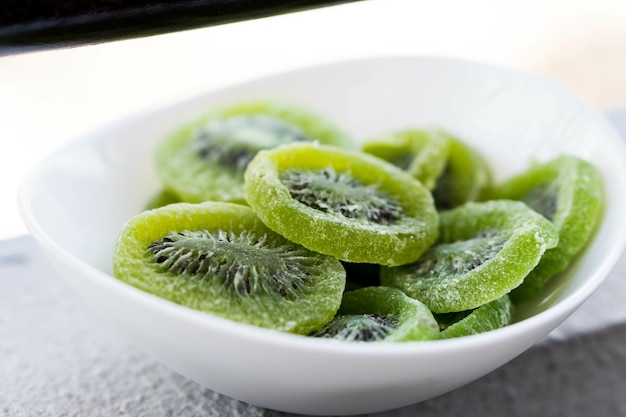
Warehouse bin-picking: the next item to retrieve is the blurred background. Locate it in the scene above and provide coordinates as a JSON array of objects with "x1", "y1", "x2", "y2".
[{"x1": 2, "y1": 0, "x2": 626, "y2": 239}]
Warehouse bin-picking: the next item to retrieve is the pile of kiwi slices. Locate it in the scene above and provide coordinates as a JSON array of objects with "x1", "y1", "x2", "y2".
[{"x1": 113, "y1": 100, "x2": 603, "y2": 343}]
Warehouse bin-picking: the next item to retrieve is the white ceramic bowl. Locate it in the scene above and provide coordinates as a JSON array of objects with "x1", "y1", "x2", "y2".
[{"x1": 18, "y1": 56, "x2": 626, "y2": 415}]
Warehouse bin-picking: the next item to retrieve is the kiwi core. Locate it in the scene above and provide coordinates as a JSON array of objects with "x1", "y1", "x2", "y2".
[
  {"x1": 522, "y1": 182, "x2": 559, "y2": 221},
  {"x1": 310, "y1": 313, "x2": 398, "y2": 341},
  {"x1": 410, "y1": 231, "x2": 508, "y2": 277},
  {"x1": 280, "y1": 167, "x2": 404, "y2": 225},
  {"x1": 146, "y1": 229, "x2": 315, "y2": 299},
  {"x1": 192, "y1": 115, "x2": 309, "y2": 173}
]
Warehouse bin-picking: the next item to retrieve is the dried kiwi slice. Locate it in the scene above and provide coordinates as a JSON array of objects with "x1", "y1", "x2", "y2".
[
  {"x1": 362, "y1": 129, "x2": 450, "y2": 190},
  {"x1": 435, "y1": 295, "x2": 513, "y2": 339},
  {"x1": 310, "y1": 286, "x2": 439, "y2": 342},
  {"x1": 155, "y1": 101, "x2": 357, "y2": 204},
  {"x1": 431, "y1": 133, "x2": 492, "y2": 210},
  {"x1": 244, "y1": 142, "x2": 439, "y2": 266},
  {"x1": 380, "y1": 200, "x2": 558, "y2": 313},
  {"x1": 112, "y1": 202, "x2": 346, "y2": 334},
  {"x1": 490, "y1": 155, "x2": 603, "y2": 303}
]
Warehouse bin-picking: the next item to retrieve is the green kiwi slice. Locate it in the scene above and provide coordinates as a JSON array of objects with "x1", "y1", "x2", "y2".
[
  {"x1": 244, "y1": 142, "x2": 439, "y2": 266},
  {"x1": 309, "y1": 286, "x2": 439, "y2": 342},
  {"x1": 113, "y1": 201, "x2": 346, "y2": 334},
  {"x1": 380, "y1": 200, "x2": 558, "y2": 313},
  {"x1": 490, "y1": 155, "x2": 603, "y2": 303},
  {"x1": 431, "y1": 133, "x2": 492, "y2": 210},
  {"x1": 155, "y1": 101, "x2": 357, "y2": 204},
  {"x1": 435, "y1": 295, "x2": 513, "y2": 339},
  {"x1": 362, "y1": 129, "x2": 450, "y2": 190}
]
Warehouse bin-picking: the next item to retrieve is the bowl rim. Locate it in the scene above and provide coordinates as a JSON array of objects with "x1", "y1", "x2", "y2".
[{"x1": 17, "y1": 54, "x2": 626, "y2": 356}]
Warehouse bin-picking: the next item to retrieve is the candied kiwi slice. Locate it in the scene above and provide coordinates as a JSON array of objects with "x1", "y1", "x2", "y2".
[
  {"x1": 244, "y1": 142, "x2": 439, "y2": 266},
  {"x1": 362, "y1": 129, "x2": 450, "y2": 190},
  {"x1": 155, "y1": 101, "x2": 357, "y2": 204},
  {"x1": 112, "y1": 202, "x2": 346, "y2": 334},
  {"x1": 431, "y1": 133, "x2": 492, "y2": 210},
  {"x1": 490, "y1": 155, "x2": 603, "y2": 303},
  {"x1": 435, "y1": 295, "x2": 513, "y2": 339},
  {"x1": 310, "y1": 286, "x2": 439, "y2": 342},
  {"x1": 380, "y1": 200, "x2": 558, "y2": 313}
]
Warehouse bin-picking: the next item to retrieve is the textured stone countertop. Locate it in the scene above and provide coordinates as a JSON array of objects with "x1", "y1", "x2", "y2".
[{"x1": 2, "y1": 109, "x2": 626, "y2": 417}]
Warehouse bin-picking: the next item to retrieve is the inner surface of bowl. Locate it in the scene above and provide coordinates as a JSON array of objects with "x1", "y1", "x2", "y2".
[{"x1": 18, "y1": 56, "x2": 626, "y2": 415}]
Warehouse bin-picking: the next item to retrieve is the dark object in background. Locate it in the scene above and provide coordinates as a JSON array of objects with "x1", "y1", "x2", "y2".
[{"x1": 0, "y1": 0, "x2": 362, "y2": 55}]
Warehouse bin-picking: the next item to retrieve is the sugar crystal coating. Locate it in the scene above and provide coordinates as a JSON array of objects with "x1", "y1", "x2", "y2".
[
  {"x1": 113, "y1": 202, "x2": 345, "y2": 334},
  {"x1": 436, "y1": 295, "x2": 513, "y2": 339},
  {"x1": 311, "y1": 286, "x2": 439, "y2": 342},
  {"x1": 380, "y1": 200, "x2": 559, "y2": 313},
  {"x1": 155, "y1": 100, "x2": 357, "y2": 204},
  {"x1": 363, "y1": 129, "x2": 450, "y2": 190},
  {"x1": 491, "y1": 155, "x2": 603, "y2": 302},
  {"x1": 244, "y1": 142, "x2": 439, "y2": 266}
]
